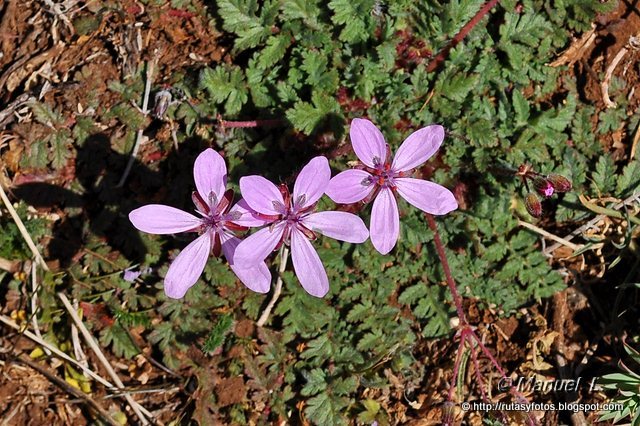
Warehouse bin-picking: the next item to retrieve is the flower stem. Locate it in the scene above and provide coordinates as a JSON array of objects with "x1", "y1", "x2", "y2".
[
  {"x1": 426, "y1": 213, "x2": 535, "y2": 424},
  {"x1": 425, "y1": 214, "x2": 466, "y2": 324},
  {"x1": 218, "y1": 117, "x2": 284, "y2": 129},
  {"x1": 425, "y1": 0, "x2": 501, "y2": 73},
  {"x1": 256, "y1": 246, "x2": 290, "y2": 327}
]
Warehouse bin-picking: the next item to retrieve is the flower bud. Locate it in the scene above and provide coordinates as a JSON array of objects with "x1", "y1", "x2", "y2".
[
  {"x1": 547, "y1": 174, "x2": 572, "y2": 192},
  {"x1": 533, "y1": 177, "x2": 554, "y2": 198},
  {"x1": 525, "y1": 193, "x2": 542, "y2": 218}
]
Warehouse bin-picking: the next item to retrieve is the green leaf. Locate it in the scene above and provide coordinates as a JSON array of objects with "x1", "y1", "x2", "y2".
[
  {"x1": 285, "y1": 91, "x2": 340, "y2": 134},
  {"x1": 257, "y1": 35, "x2": 292, "y2": 70},
  {"x1": 216, "y1": 0, "x2": 276, "y2": 51},
  {"x1": 328, "y1": 0, "x2": 372, "y2": 43},
  {"x1": 512, "y1": 89, "x2": 530, "y2": 127},
  {"x1": 99, "y1": 323, "x2": 140, "y2": 359},
  {"x1": 21, "y1": 139, "x2": 49, "y2": 169},
  {"x1": 499, "y1": 11, "x2": 553, "y2": 47},
  {"x1": 202, "y1": 314, "x2": 234, "y2": 354},
  {"x1": 199, "y1": 66, "x2": 248, "y2": 114},
  {"x1": 305, "y1": 392, "x2": 349, "y2": 426},
  {"x1": 301, "y1": 368, "x2": 327, "y2": 396},
  {"x1": 50, "y1": 130, "x2": 74, "y2": 170},
  {"x1": 617, "y1": 160, "x2": 640, "y2": 197},
  {"x1": 29, "y1": 101, "x2": 65, "y2": 127},
  {"x1": 281, "y1": 0, "x2": 322, "y2": 29},
  {"x1": 592, "y1": 155, "x2": 617, "y2": 195}
]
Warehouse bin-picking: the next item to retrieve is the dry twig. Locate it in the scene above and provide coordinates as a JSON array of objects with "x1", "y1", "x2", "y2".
[
  {"x1": 29, "y1": 262, "x2": 51, "y2": 356},
  {"x1": 117, "y1": 53, "x2": 158, "y2": 188},
  {"x1": 10, "y1": 355, "x2": 120, "y2": 426},
  {"x1": 544, "y1": 192, "x2": 640, "y2": 255},
  {"x1": 0, "y1": 314, "x2": 115, "y2": 389},
  {"x1": 57, "y1": 293, "x2": 153, "y2": 424},
  {"x1": 0, "y1": 184, "x2": 49, "y2": 270},
  {"x1": 518, "y1": 220, "x2": 582, "y2": 252},
  {"x1": 257, "y1": 246, "x2": 289, "y2": 327}
]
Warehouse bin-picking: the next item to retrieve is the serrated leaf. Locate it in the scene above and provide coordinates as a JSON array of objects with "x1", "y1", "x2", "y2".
[
  {"x1": 257, "y1": 35, "x2": 292, "y2": 70},
  {"x1": 199, "y1": 66, "x2": 248, "y2": 114},
  {"x1": 217, "y1": 0, "x2": 273, "y2": 51},
  {"x1": 512, "y1": 89, "x2": 530, "y2": 126},
  {"x1": 328, "y1": 0, "x2": 372, "y2": 43},
  {"x1": 50, "y1": 130, "x2": 74, "y2": 170},
  {"x1": 281, "y1": 0, "x2": 322, "y2": 29},
  {"x1": 29, "y1": 101, "x2": 65, "y2": 127},
  {"x1": 616, "y1": 160, "x2": 640, "y2": 197},
  {"x1": 202, "y1": 314, "x2": 233, "y2": 354},
  {"x1": 285, "y1": 92, "x2": 340, "y2": 134},
  {"x1": 592, "y1": 155, "x2": 616, "y2": 195}
]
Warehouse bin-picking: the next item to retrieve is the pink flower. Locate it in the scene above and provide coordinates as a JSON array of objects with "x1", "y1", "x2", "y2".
[
  {"x1": 234, "y1": 156, "x2": 369, "y2": 298},
  {"x1": 326, "y1": 118, "x2": 458, "y2": 254},
  {"x1": 129, "y1": 149, "x2": 271, "y2": 299}
]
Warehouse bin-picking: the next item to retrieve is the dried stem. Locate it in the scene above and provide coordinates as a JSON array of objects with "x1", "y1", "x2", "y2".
[
  {"x1": 256, "y1": 245, "x2": 289, "y2": 327},
  {"x1": 117, "y1": 53, "x2": 157, "y2": 188},
  {"x1": 57, "y1": 293, "x2": 153, "y2": 424},
  {"x1": 518, "y1": 220, "x2": 582, "y2": 252},
  {"x1": 29, "y1": 262, "x2": 51, "y2": 356},
  {"x1": 544, "y1": 191, "x2": 640, "y2": 255},
  {"x1": 0, "y1": 314, "x2": 115, "y2": 389},
  {"x1": 0, "y1": 184, "x2": 49, "y2": 270},
  {"x1": 11, "y1": 355, "x2": 120, "y2": 426}
]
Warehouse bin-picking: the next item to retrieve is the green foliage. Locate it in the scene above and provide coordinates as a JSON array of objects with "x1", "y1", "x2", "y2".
[
  {"x1": 0, "y1": 203, "x2": 48, "y2": 260},
  {"x1": 100, "y1": 323, "x2": 140, "y2": 359},
  {"x1": 199, "y1": 65, "x2": 249, "y2": 115},
  {"x1": 599, "y1": 343, "x2": 640, "y2": 424},
  {"x1": 7, "y1": 0, "x2": 624, "y2": 424},
  {"x1": 202, "y1": 314, "x2": 234, "y2": 354}
]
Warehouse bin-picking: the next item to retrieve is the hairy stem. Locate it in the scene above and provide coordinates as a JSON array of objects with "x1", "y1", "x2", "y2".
[
  {"x1": 219, "y1": 118, "x2": 284, "y2": 128},
  {"x1": 257, "y1": 246, "x2": 290, "y2": 327},
  {"x1": 426, "y1": 213, "x2": 535, "y2": 424},
  {"x1": 425, "y1": 214, "x2": 467, "y2": 323},
  {"x1": 426, "y1": 0, "x2": 501, "y2": 73}
]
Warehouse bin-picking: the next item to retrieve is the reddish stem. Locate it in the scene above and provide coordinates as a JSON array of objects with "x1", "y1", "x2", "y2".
[
  {"x1": 425, "y1": 214, "x2": 467, "y2": 324},
  {"x1": 447, "y1": 332, "x2": 468, "y2": 401},
  {"x1": 426, "y1": 0, "x2": 501, "y2": 73},
  {"x1": 426, "y1": 213, "x2": 536, "y2": 424},
  {"x1": 218, "y1": 118, "x2": 284, "y2": 128}
]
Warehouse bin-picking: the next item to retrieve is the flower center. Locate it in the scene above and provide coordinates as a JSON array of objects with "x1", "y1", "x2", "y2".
[{"x1": 367, "y1": 163, "x2": 397, "y2": 189}]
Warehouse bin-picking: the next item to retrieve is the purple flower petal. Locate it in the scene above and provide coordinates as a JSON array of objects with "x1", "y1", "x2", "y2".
[
  {"x1": 228, "y1": 199, "x2": 272, "y2": 227},
  {"x1": 239, "y1": 176, "x2": 286, "y2": 215},
  {"x1": 391, "y1": 125, "x2": 445, "y2": 172},
  {"x1": 290, "y1": 228, "x2": 329, "y2": 297},
  {"x1": 164, "y1": 233, "x2": 211, "y2": 299},
  {"x1": 292, "y1": 156, "x2": 330, "y2": 209},
  {"x1": 234, "y1": 222, "x2": 286, "y2": 267},
  {"x1": 395, "y1": 178, "x2": 458, "y2": 215},
  {"x1": 370, "y1": 188, "x2": 399, "y2": 254},
  {"x1": 326, "y1": 169, "x2": 375, "y2": 204},
  {"x1": 193, "y1": 148, "x2": 227, "y2": 204},
  {"x1": 220, "y1": 233, "x2": 271, "y2": 293},
  {"x1": 123, "y1": 267, "x2": 142, "y2": 282},
  {"x1": 302, "y1": 211, "x2": 369, "y2": 243},
  {"x1": 350, "y1": 118, "x2": 388, "y2": 168},
  {"x1": 129, "y1": 205, "x2": 201, "y2": 234}
]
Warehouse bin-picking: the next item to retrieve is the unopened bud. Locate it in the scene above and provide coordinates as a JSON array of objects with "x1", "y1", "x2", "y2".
[
  {"x1": 547, "y1": 174, "x2": 572, "y2": 192},
  {"x1": 525, "y1": 193, "x2": 542, "y2": 218},
  {"x1": 533, "y1": 177, "x2": 554, "y2": 198},
  {"x1": 441, "y1": 401, "x2": 456, "y2": 426}
]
